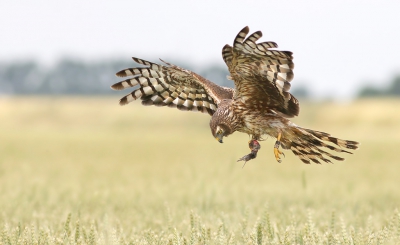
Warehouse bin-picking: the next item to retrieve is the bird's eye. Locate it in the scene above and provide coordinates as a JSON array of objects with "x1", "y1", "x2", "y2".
[{"x1": 217, "y1": 129, "x2": 222, "y2": 135}]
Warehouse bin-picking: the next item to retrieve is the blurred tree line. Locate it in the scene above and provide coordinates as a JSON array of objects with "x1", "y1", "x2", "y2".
[
  {"x1": 4, "y1": 58, "x2": 398, "y2": 98},
  {"x1": 1, "y1": 59, "x2": 133, "y2": 95},
  {"x1": 0, "y1": 59, "x2": 236, "y2": 95},
  {"x1": 358, "y1": 75, "x2": 400, "y2": 98},
  {"x1": 0, "y1": 58, "x2": 311, "y2": 98}
]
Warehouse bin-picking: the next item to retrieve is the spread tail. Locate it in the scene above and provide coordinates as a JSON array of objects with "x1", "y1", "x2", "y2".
[{"x1": 282, "y1": 127, "x2": 360, "y2": 164}]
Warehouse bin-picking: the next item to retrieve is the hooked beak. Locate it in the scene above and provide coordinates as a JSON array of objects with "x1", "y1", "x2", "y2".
[{"x1": 215, "y1": 134, "x2": 223, "y2": 143}]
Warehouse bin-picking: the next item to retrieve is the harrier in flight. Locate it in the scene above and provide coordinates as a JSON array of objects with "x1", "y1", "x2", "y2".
[{"x1": 111, "y1": 26, "x2": 359, "y2": 165}]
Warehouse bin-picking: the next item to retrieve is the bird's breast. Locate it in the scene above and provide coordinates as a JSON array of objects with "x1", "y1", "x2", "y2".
[{"x1": 238, "y1": 111, "x2": 288, "y2": 138}]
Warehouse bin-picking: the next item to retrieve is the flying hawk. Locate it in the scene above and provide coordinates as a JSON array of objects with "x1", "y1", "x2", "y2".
[{"x1": 111, "y1": 26, "x2": 359, "y2": 165}]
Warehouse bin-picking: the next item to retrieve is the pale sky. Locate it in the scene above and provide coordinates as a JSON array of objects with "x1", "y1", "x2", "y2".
[{"x1": 1, "y1": 0, "x2": 399, "y2": 99}]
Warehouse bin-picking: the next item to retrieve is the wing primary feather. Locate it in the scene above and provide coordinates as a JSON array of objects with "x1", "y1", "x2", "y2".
[
  {"x1": 222, "y1": 44, "x2": 233, "y2": 66},
  {"x1": 244, "y1": 31, "x2": 262, "y2": 45},
  {"x1": 111, "y1": 78, "x2": 139, "y2": 90},
  {"x1": 233, "y1": 26, "x2": 249, "y2": 48},
  {"x1": 114, "y1": 57, "x2": 233, "y2": 115}
]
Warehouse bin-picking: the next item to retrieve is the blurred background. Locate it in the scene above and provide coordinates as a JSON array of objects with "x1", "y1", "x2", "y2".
[
  {"x1": 1, "y1": 0, "x2": 400, "y2": 99},
  {"x1": 1, "y1": 0, "x2": 400, "y2": 243}
]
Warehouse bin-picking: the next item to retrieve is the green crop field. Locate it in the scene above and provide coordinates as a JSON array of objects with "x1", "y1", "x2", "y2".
[{"x1": 0, "y1": 97, "x2": 399, "y2": 244}]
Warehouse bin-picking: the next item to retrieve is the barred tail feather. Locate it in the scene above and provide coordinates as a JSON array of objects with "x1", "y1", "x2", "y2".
[{"x1": 284, "y1": 127, "x2": 359, "y2": 164}]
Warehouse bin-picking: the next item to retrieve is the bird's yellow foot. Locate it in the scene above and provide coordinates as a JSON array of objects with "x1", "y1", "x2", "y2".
[
  {"x1": 273, "y1": 148, "x2": 285, "y2": 163},
  {"x1": 274, "y1": 132, "x2": 285, "y2": 163}
]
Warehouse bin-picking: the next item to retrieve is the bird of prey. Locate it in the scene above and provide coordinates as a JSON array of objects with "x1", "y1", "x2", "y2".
[{"x1": 111, "y1": 26, "x2": 359, "y2": 165}]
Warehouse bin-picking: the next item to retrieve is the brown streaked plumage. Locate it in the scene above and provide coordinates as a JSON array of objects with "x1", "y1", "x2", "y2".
[{"x1": 111, "y1": 26, "x2": 359, "y2": 165}]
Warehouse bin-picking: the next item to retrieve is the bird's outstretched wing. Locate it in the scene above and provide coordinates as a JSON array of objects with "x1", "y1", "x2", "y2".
[
  {"x1": 112, "y1": 57, "x2": 234, "y2": 116},
  {"x1": 223, "y1": 26, "x2": 299, "y2": 117}
]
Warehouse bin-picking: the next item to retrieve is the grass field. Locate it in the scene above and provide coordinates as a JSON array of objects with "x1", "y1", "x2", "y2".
[{"x1": 0, "y1": 97, "x2": 399, "y2": 244}]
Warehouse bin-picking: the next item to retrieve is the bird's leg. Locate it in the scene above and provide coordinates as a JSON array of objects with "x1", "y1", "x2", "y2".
[
  {"x1": 274, "y1": 132, "x2": 285, "y2": 163},
  {"x1": 237, "y1": 139, "x2": 261, "y2": 167}
]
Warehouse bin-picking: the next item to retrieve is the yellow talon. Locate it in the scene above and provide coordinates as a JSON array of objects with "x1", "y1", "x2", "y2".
[
  {"x1": 274, "y1": 132, "x2": 285, "y2": 163},
  {"x1": 274, "y1": 148, "x2": 284, "y2": 163}
]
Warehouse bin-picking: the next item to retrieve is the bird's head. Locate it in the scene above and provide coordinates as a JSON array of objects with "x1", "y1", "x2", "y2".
[
  {"x1": 211, "y1": 124, "x2": 231, "y2": 143},
  {"x1": 209, "y1": 99, "x2": 235, "y2": 143}
]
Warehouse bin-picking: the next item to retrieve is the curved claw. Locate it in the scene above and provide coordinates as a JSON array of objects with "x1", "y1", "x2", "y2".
[
  {"x1": 273, "y1": 132, "x2": 285, "y2": 163},
  {"x1": 274, "y1": 148, "x2": 285, "y2": 163}
]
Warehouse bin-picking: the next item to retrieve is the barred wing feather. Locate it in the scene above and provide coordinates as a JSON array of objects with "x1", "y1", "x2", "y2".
[
  {"x1": 112, "y1": 57, "x2": 234, "y2": 116},
  {"x1": 223, "y1": 26, "x2": 299, "y2": 117}
]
